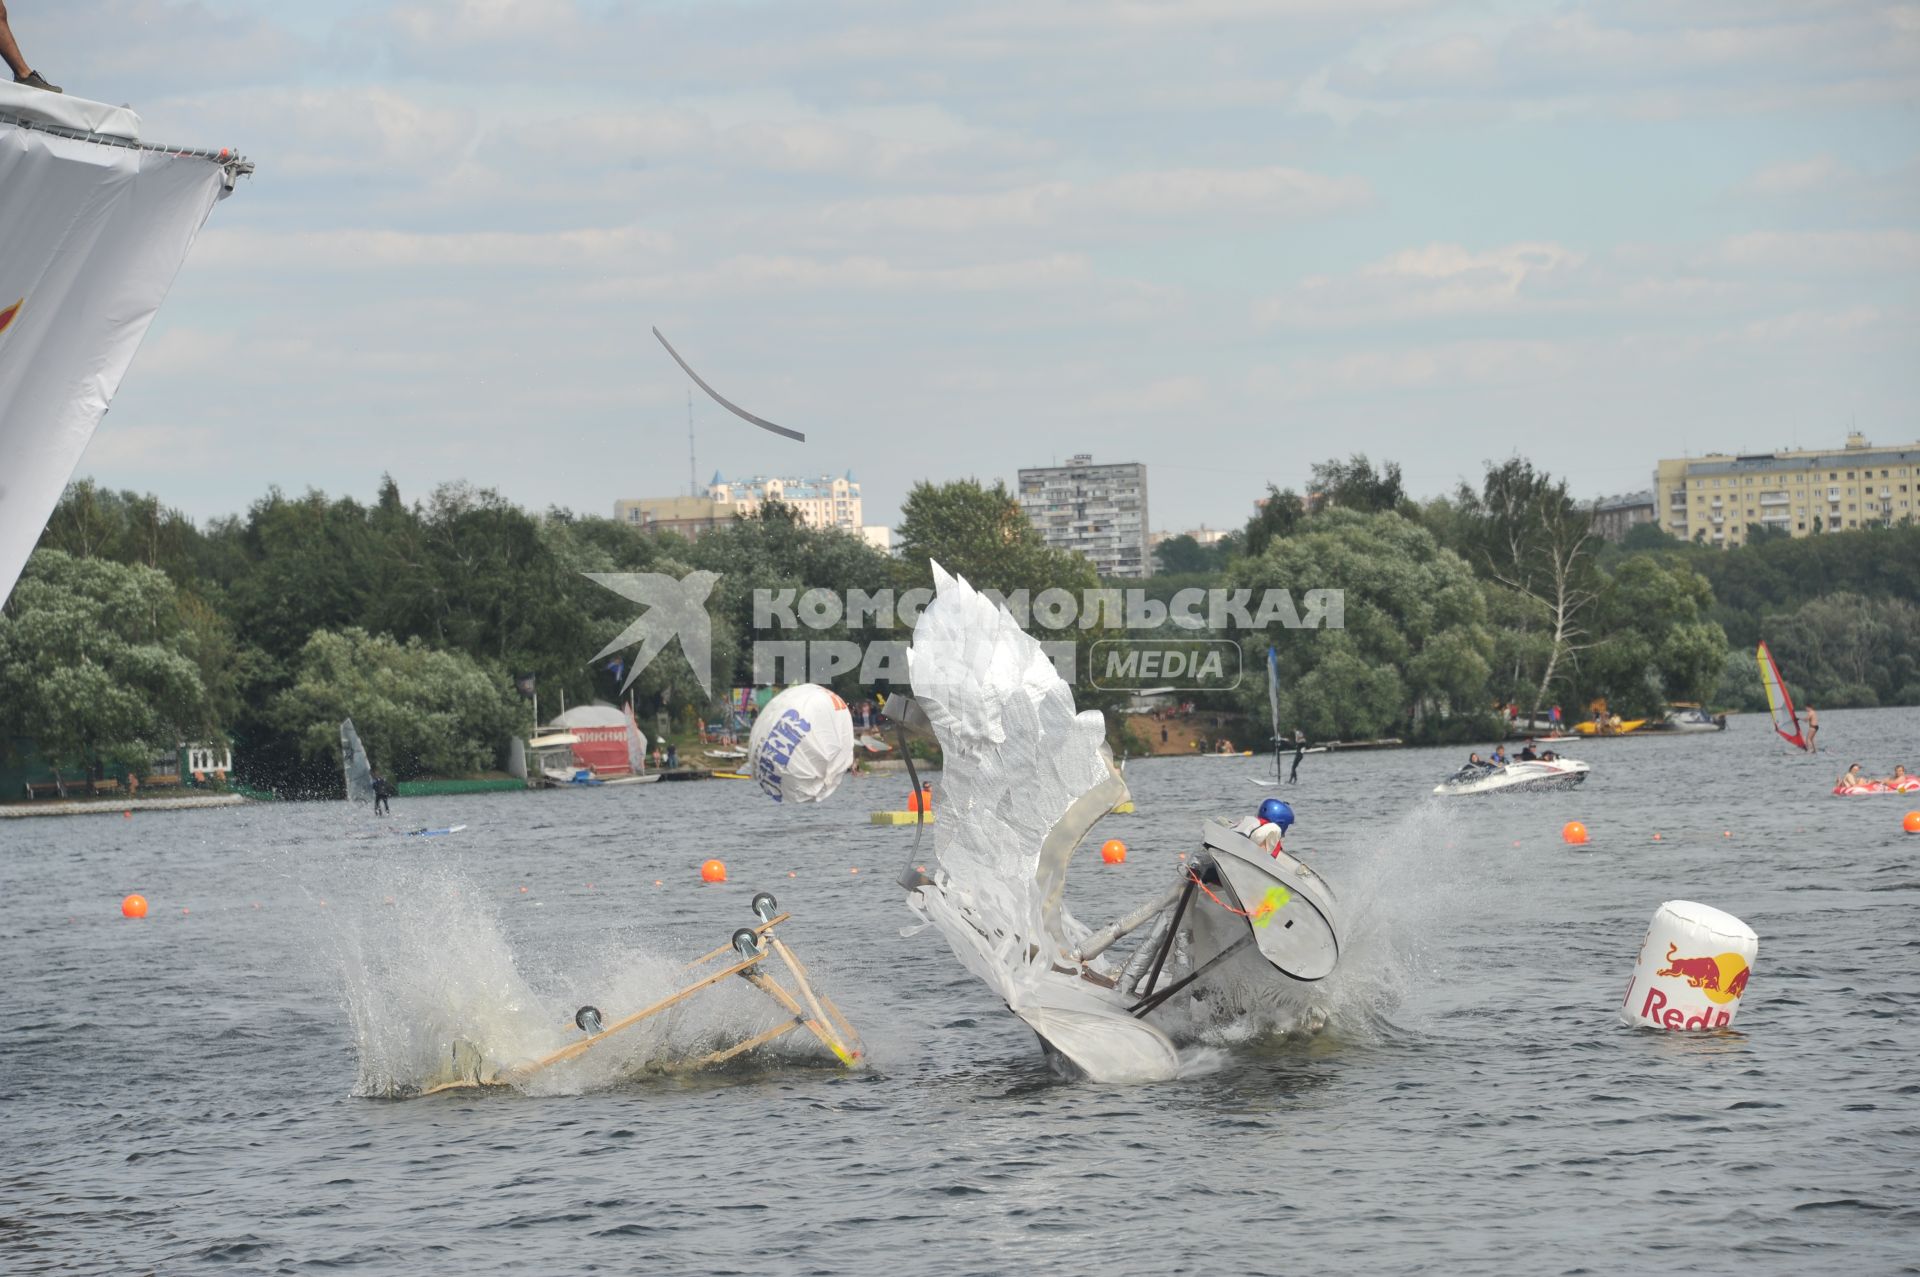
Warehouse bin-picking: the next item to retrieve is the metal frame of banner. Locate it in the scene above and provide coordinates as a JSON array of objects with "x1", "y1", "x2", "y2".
[{"x1": 0, "y1": 107, "x2": 253, "y2": 186}]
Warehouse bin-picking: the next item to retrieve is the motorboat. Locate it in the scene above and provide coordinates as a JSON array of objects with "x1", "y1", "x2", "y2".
[
  {"x1": 1433, "y1": 758, "x2": 1591, "y2": 796},
  {"x1": 1658, "y1": 705, "x2": 1727, "y2": 733},
  {"x1": 889, "y1": 567, "x2": 1342, "y2": 1082}
]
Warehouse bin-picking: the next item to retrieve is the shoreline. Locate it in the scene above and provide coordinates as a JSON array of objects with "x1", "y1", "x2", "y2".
[{"x1": 0, "y1": 793, "x2": 252, "y2": 819}]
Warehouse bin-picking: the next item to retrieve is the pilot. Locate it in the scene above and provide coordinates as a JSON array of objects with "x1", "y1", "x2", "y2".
[{"x1": 1253, "y1": 797, "x2": 1294, "y2": 857}]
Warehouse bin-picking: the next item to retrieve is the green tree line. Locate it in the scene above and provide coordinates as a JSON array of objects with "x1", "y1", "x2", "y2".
[{"x1": 4, "y1": 459, "x2": 1912, "y2": 793}]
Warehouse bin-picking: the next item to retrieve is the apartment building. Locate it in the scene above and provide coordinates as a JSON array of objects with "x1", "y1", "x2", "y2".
[
  {"x1": 1017, "y1": 453, "x2": 1151, "y2": 578},
  {"x1": 1653, "y1": 433, "x2": 1919, "y2": 547}
]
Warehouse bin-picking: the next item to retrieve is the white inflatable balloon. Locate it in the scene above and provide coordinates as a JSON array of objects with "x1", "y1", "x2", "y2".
[
  {"x1": 1619, "y1": 900, "x2": 1758, "y2": 1031},
  {"x1": 748, "y1": 685, "x2": 855, "y2": 803}
]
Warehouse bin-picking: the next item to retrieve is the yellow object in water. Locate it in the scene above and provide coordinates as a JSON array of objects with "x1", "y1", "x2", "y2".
[
  {"x1": 1111, "y1": 801, "x2": 1136, "y2": 814},
  {"x1": 1572, "y1": 719, "x2": 1647, "y2": 736},
  {"x1": 870, "y1": 811, "x2": 936, "y2": 825}
]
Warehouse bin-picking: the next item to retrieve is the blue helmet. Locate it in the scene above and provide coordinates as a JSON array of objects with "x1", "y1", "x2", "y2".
[{"x1": 1258, "y1": 798, "x2": 1294, "y2": 831}]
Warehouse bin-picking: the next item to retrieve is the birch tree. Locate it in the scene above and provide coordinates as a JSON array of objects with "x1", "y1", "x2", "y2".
[{"x1": 1457, "y1": 459, "x2": 1599, "y2": 720}]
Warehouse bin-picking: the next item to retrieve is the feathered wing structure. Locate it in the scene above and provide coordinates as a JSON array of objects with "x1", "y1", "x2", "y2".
[{"x1": 906, "y1": 566, "x2": 1180, "y2": 1080}]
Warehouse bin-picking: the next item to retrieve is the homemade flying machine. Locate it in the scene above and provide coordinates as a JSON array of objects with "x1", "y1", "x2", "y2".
[
  {"x1": 879, "y1": 567, "x2": 1344, "y2": 1082},
  {"x1": 415, "y1": 892, "x2": 862, "y2": 1097}
]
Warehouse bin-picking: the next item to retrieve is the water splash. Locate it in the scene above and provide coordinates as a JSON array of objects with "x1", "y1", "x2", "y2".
[{"x1": 317, "y1": 856, "x2": 804, "y2": 1097}]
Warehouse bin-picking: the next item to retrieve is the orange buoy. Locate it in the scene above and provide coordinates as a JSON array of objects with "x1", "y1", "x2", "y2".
[
  {"x1": 1562, "y1": 821, "x2": 1589, "y2": 845},
  {"x1": 1723, "y1": 830, "x2": 1732, "y2": 839},
  {"x1": 122, "y1": 809, "x2": 131, "y2": 819},
  {"x1": 1100, "y1": 839, "x2": 1127, "y2": 865},
  {"x1": 850, "y1": 867, "x2": 860, "y2": 874},
  {"x1": 1904, "y1": 810, "x2": 1920, "y2": 834},
  {"x1": 700, "y1": 859, "x2": 727, "y2": 883},
  {"x1": 1652, "y1": 832, "x2": 1662, "y2": 841},
  {"x1": 120, "y1": 893, "x2": 148, "y2": 918}
]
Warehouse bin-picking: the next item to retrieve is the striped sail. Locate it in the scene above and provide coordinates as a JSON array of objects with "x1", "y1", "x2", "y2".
[{"x1": 1755, "y1": 642, "x2": 1806, "y2": 751}]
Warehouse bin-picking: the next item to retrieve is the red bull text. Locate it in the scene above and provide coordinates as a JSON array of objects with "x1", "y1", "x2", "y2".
[{"x1": 1622, "y1": 943, "x2": 1752, "y2": 1030}]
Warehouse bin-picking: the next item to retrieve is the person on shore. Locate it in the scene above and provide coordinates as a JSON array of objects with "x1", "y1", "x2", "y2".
[
  {"x1": 1805, "y1": 705, "x2": 1819, "y2": 752},
  {"x1": 371, "y1": 769, "x2": 394, "y2": 815},
  {"x1": 665, "y1": 742, "x2": 678, "y2": 770},
  {"x1": 1, "y1": 5, "x2": 58, "y2": 91}
]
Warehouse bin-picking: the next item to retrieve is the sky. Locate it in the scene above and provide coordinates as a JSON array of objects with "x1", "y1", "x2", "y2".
[{"x1": 27, "y1": 0, "x2": 1920, "y2": 533}]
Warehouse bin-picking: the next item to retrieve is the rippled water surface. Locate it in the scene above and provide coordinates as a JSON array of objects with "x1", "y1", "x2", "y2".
[{"x1": 4, "y1": 708, "x2": 1918, "y2": 1275}]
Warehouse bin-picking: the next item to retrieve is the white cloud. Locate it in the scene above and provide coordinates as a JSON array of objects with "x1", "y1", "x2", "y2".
[
  {"x1": 198, "y1": 224, "x2": 675, "y2": 271},
  {"x1": 596, "y1": 252, "x2": 1096, "y2": 299},
  {"x1": 819, "y1": 165, "x2": 1368, "y2": 234},
  {"x1": 1739, "y1": 155, "x2": 1856, "y2": 197},
  {"x1": 1255, "y1": 242, "x2": 1589, "y2": 327},
  {"x1": 1715, "y1": 229, "x2": 1920, "y2": 274}
]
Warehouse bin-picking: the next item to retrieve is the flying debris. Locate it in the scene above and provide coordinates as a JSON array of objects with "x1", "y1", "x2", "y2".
[{"x1": 652, "y1": 327, "x2": 806, "y2": 442}]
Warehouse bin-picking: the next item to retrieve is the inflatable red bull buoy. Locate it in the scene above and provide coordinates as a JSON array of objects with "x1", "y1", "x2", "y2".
[{"x1": 1619, "y1": 900, "x2": 1758, "y2": 1032}]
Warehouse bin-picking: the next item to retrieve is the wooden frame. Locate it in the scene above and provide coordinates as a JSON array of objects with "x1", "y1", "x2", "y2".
[{"x1": 418, "y1": 904, "x2": 861, "y2": 1097}]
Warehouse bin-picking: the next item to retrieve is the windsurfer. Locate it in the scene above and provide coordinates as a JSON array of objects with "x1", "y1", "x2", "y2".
[
  {"x1": 1806, "y1": 705, "x2": 1819, "y2": 752},
  {"x1": 1288, "y1": 729, "x2": 1305, "y2": 784}
]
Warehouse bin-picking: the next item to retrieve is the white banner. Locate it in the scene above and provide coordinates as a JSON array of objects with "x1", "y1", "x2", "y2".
[{"x1": 0, "y1": 99, "x2": 240, "y2": 604}]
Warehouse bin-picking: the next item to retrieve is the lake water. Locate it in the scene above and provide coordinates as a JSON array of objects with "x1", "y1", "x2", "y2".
[{"x1": 4, "y1": 708, "x2": 1918, "y2": 1275}]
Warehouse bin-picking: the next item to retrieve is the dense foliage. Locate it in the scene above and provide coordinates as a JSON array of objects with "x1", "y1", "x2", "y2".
[{"x1": 6, "y1": 458, "x2": 1910, "y2": 788}]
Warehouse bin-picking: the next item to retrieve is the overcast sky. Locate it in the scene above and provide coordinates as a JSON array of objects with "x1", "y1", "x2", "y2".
[{"x1": 32, "y1": 0, "x2": 1920, "y2": 533}]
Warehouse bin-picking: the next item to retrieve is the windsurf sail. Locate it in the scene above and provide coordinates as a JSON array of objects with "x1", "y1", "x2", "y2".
[
  {"x1": 0, "y1": 85, "x2": 249, "y2": 605},
  {"x1": 1266, "y1": 645, "x2": 1282, "y2": 780},
  {"x1": 340, "y1": 719, "x2": 376, "y2": 803},
  {"x1": 1755, "y1": 641, "x2": 1806, "y2": 751},
  {"x1": 623, "y1": 701, "x2": 649, "y2": 774}
]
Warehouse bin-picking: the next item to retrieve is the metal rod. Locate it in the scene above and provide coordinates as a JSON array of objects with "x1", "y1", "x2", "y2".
[
  {"x1": 680, "y1": 913, "x2": 791, "y2": 970},
  {"x1": 0, "y1": 107, "x2": 252, "y2": 171},
  {"x1": 1130, "y1": 934, "x2": 1255, "y2": 1019},
  {"x1": 1074, "y1": 880, "x2": 1187, "y2": 963},
  {"x1": 895, "y1": 713, "x2": 931, "y2": 890},
  {"x1": 1138, "y1": 877, "x2": 1196, "y2": 998}
]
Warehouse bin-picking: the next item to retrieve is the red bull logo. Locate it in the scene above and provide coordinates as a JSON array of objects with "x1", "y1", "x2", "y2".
[{"x1": 1631, "y1": 943, "x2": 1752, "y2": 1029}]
